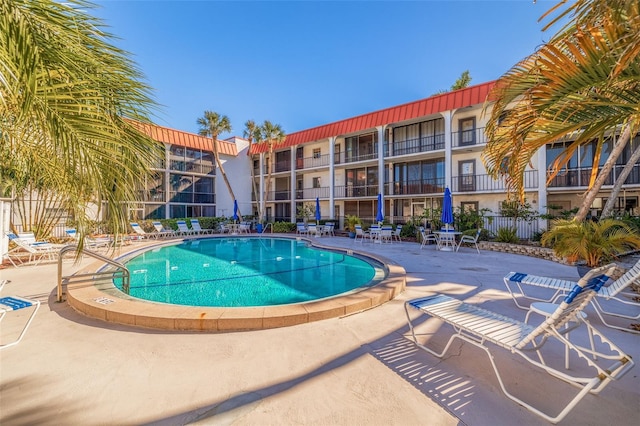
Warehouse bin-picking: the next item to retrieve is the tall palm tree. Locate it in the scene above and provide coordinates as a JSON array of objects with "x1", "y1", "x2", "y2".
[
  {"x1": 0, "y1": 0, "x2": 161, "y2": 246},
  {"x1": 197, "y1": 111, "x2": 240, "y2": 219},
  {"x1": 243, "y1": 120, "x2": 261, "y2": 218},
  {"x1": 483, "y1": 0, "x2": 640, "y2": 221},
  {"x1": 255, "y1": 120, "x2": 286, "y2": 223}
]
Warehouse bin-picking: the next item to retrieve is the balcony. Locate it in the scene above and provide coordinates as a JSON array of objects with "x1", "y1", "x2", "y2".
[
  {"x1": 451, "y1": 170, "x2": 539, "y2": 193},
  {"x1": 334, "y1": 185, "x2": 379, "y2": 198},
  {"x1": 296, "y1": 153, "x2": 330, "y2": 170},
  {"x1": 274, "y1": 159, "x2": 291, "y2": 173},
  {"x1": 295, "y1": 186, "x2": 330, "y2": 200},
  {"x1": 451, "y1": 127, "x2": 486, "y2": 148},
  {"x1": 386, "y1": 134, "x2": 445, "y2": 157},
  {"x1": 393, "y1": 178, "x2": 445, "y2": 196},
  {"x1": 547, "y1": 164, "x2": 640, "y2": 188},
  {"x1": 267, "y1": 190, "x2": 291, "y2": 201},
  {"x1": 344, "y1": 151, "x2": 378, "y2": 164}
]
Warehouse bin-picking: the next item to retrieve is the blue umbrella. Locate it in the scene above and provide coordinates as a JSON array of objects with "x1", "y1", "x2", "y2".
[
  {"x1": 315, "y1": 197, "x2": 321, "y2": 221},
  {"x1": 232, "y1": 200, "x2": 239, "y2": 221},
  {"x1": 376, "y1": 193, "x2": 384, "y2": 223},
  {"x1": 441, "y1": 188, "x2": 454, "y2": 230}
]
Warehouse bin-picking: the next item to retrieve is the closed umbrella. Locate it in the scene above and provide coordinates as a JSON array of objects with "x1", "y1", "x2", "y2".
[
  {"x1": 315, "y1": 198, "x2": 321, "y2": 221},
  {"x1": 232, "y1": 200, "x2": 239, "y2": 221},
  {"x1": 376, "y1": 193, "x2": 384, "y2": 223},
  {"x1": 441, "y1": 188, "x2": 453, "y2": 231}
]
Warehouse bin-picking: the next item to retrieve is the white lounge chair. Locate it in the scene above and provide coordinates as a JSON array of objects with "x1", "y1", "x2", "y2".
[
  {"x1": 65, "y1": 229, "x2": 112, "y2": 251},
  {"x1": 176, "y1": 220, "x2": 196, "y2": 236},
  {"x1": 504, "y1": 259, "x2": 640, "y2": 333},
  {"x1": 1, "y1": 293, "x2": 40, "y2": 349},
  {"x1": 4, "y1": 232, "x2": 59, "y2": 267},
  {"x1": 219, "y1": 223, "x2": 230, "y2": 234},
  {"x1": 380, "y1": 225, "x2": 393, "y2": 243},
  {"x1": 393, "y1": 225, "x2": 403, "y2": 242},
  {"x1": 405, "y1": 264, "x2": 633, "y2": 424},
  {"x1": 354, "y1": 224, "x2": 367, "y2": 242},
  {"x1": 130, "y1": 222, "x2": 153, "y2": 239},
  {"x1": 190, "y1": 219, "x2": 213, "y2": 235},
  {"x1": 152, "y1": 221, "x2": 177, "y2": 238},
  {"x1": 456, "y1": 228, "x2": 481, "y2": 253}
]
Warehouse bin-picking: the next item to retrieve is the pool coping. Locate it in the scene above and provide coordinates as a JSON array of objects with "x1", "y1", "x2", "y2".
[{"x1": 66, "y1": 235, "x2": 406, "y2": 332}]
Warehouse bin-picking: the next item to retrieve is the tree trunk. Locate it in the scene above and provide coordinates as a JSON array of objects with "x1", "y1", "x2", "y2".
[
  {"x1": 213, "y1": 137, "x2": 241, "y2": 219},
  {"x1": 249, "y1": 154, "x2": 260, "y2": 220},
  {"x1": 574, "y1": 126, "x2": 631, "y2": 221},
  {"x1": 261, "y1": 145, "x2": 274, "y2": 222},
  {"x1": 601, "y1": 137, "x2": 640, "y2": 218}
]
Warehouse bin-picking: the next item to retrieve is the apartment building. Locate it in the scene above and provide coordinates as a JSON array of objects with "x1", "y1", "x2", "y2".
[{"x1": 248, "y1": 81, "x2": 640, "y2": 232}]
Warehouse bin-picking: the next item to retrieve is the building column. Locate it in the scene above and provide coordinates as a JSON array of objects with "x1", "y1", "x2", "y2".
[
  {"x1": 164, "y1": 143, "x2": 171, "y2": 219},
  {"x1": 290, "y1": 147, "x2": 296, "y2": 222},
  {"x1": 329, "y1": 136, "x2": 336, "y2": 219},
  {"x1": 259, "y1": 153, "x2": 265, "y2": 221},
  {"x1": 377, "y1": 125, "x2": 385, "y2": 216},
  {"x1": 443, "y1": 111, "x2": 454, "y2": 190}
]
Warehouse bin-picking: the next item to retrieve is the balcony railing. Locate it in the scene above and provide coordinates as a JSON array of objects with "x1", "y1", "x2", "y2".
[
  {"x1": 393, "y1": 178, "x2": 445, "y2": 195},
  {"x1": 295, "y1": 186, "x2": 330, "y2": 200},
  {"x1": 386, "y1": 134, "x2": 445, "y2": 157},
  {"x1": 451, "y1": 170, "x2": 539, "y2": 192},
  {"x1": 451, "y1": 127, "x2": 486, "y2": 148},
  {"x1": 547, "y1": 164, "x2": 640, "y2": 187},
  {"x1": 267, "y1": 190, "x2": 291, "y2": 201},
  {"x1": 334, "y1": 185, "x2": 379, "y2": 198},
  {"x1": 296, "y1": 153, "x2": 330, "y2": 170},
  {"x1": 274, "y1": 160, "x2": 291, "y2": 173},
  {"x1": 344, "y1": 151, "x2": 378, "y2": 164}
]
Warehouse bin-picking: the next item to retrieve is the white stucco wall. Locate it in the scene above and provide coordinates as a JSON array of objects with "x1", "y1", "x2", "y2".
[{"x1": 216, "y1": 137, "x2": 252, "y2": 219}]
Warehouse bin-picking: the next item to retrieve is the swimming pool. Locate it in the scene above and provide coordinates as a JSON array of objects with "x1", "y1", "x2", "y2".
[{"x1": 117, "y1": 237, "x2": 386, "y2": 307}]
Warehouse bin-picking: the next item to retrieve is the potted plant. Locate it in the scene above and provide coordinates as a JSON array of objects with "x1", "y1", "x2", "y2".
[
  {"x1": 345, "y1": 215, "x2": 362, "y2": 239},
  {"x1": 541, "y1": 218, "x2": 640, "y2": 274}
]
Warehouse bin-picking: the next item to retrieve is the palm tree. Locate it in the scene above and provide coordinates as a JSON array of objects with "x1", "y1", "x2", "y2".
[
  {"x1": 483, "y1": 0, "x2": 640, "y2": 221},
  {"x1": 243, "y1": 120, "x2": 261, "y2": 219},
  {"x1": 196, "y1": 110, "x2": 240, "y2": 219},
  {"x1": 255, "y1": 120, "x2": 286, "y2": 223},
  {"x1": 0, "y1": 0, "x2": 161, "y2": 246}
]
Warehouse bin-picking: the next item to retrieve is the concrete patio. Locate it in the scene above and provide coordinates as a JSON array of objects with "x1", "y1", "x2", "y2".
[{"x1": 1, "y1": 236, "x2": 638, "y2": 425}]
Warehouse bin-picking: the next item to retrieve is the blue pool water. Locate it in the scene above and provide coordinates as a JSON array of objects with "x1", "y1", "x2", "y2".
[{"x1": 116, "y1": 237, "x2": 384, "y2": 307}]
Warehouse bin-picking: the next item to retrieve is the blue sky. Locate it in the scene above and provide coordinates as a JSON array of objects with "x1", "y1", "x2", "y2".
[{"x1": 93, "y1": 0, "x2": 560, "y2": 138}]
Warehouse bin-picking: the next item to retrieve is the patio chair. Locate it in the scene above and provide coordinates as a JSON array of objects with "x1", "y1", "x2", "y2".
[
  {"x1": 296, "y1": 223, "x2": 309, "y2": 236},
  {"x1": 219, "y1": 223, "x2": 230, "y2": 234},
  {"x1": 419, "y1": 227, "x2": 439, "y2": 249},
  {"x1": 65, "y1": 229, "x2": 112, "y2": 251},
  {"x1": 456, "y1": 228, "x2": 481, "y2": 253},
  {"x1": 354, "y1": 225, "x2": 367, "y2": 242},
  {"x1": 176, "y1": 220, "x2": 196, "y2": 236},
  {"x1": 504, "y1": 259, "x2": 640, "y2": 333},
  {"x1": 1, "y1": 294, "x2": 41, "y2": 350},
  {"x1": 152, "y1": 221, "x2": 177, "y2": 238},
  {"x1": 239, "y1": 222, "x2": 252, "y2": 234},
  {"x1": 130, "y1": 222, "x2": 153, "y2": 240},
  {"x1": 4, "y1": 232, "x2": 59, "y2": 267},
  {"x1": 380, "y1": 225, "x2": 394, "y2": 244},
  {"x1": 324, "y1": 222, "x2": 335, "y2": 236},
  {"x1": 393, "y1": 225, "x2": 403, "y2": 242},
  {"x1": 307, "y1": 223, "x2": 318, "y2": 237},
  {"x1": 404, "y1": 264, "x2": 634, "y2": 424},
  {"x1": 190, "y1": 219, "x2": 213, "y2": 235}
]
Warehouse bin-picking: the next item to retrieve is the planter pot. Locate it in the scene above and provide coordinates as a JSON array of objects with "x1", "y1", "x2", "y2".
[
  {"x1": 349, "y1": 232, "x2": 356, "y2": 239},
  {"x1": 256, "y1": 224, "x2": 263, "y2": 234}
]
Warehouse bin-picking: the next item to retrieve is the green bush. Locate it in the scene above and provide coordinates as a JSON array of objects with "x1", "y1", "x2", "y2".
[
  {"x1": 494, "y1": 227, "x2": 519, "y2": 243},
  {"x1": 272, "y1": 221, "x2": 295, "y2": 233}
]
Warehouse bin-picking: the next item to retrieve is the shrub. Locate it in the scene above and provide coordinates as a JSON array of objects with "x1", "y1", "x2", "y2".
[
  {"x1": 494, "y1": 227, "x2": 519, "y2": 243},
  {"x1": 272, "y1": 221, "x2": 295, "y2": 233}
]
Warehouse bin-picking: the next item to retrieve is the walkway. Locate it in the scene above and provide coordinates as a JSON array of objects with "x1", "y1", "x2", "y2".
[{"x1": 1, "y1": 237, "x2": 638, "y2": 425}]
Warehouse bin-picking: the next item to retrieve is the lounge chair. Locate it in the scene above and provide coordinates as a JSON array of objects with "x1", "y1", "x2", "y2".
[
  {"x1": 324, "y1": 222, "x2": 335, "y2": 237},
  {"x1": 4, "y1": 232, "x2": 59, "y2": 267},
  {"x1": 503, "y1": 259, "x2": 640, "y2": 333},
  {"x1": 1, "y1": 293, "x2": 41, "y2": 350},
  {"x1": 190, "y1": 219, "x2": 213, "y2": 235},
  {"x1": 354, "y1": 224, "x2": 367, "y2": 242},
  {"x1": 393, "y1": 225, "x2": 403, "y2": 242},
  {"x1": 404, "y1": 264, "x2": 634, "y2": 424},
  {"x1": 130, "y1": 222, "x2": 153, "y2": 239},
  {"x1": 152, "y1": 221, "x2": 177, "y2": 238},
  {"x1": 456, "y1": 228, "x2": 481, "y2": 253},
  {"x1": 65, "y1": 229, "x2": 112, "y2": 251},
  {"x1": 176, "y1": 220, "x2": 196, "y2": 236},
  {"x1": 219, "y1": 223, "x2": 230, "y2": 234},
  {"x1": 239, "y1": 222, "x2": 251, "y2": 234},
  {"x1": 307, "y1": 223, "x2": 318, "y2": 237}
]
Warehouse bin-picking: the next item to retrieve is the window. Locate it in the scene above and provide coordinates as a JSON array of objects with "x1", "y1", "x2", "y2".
[
  {"x1": 460, "y1": 201, "x2": 478, "y2": 212},
  {"x1": 312, "y1": 177, "x2": 321, "y2": 188},
  {"x1": 313, "y1": 148, "x2": 321, "y2": 159},
  {"x1": 458, "y1": 160, "x2": 476, "y2": 191},
  {"x1": 458, "y1": 117, "x2": 476, "y2": 146}
]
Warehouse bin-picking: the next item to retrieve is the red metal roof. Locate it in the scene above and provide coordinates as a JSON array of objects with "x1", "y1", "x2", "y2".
[
  {"x1": 249, "y1": 80, "x2": 496, "y2": 155},
  {"x1": 128, "y1": 120, "x2": 238, "y2": 156}
]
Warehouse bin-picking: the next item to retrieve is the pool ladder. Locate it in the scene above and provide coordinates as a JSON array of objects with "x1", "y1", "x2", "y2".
[{"x1": 57, "y1": 245, "x2": 130, "y2": 302}]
